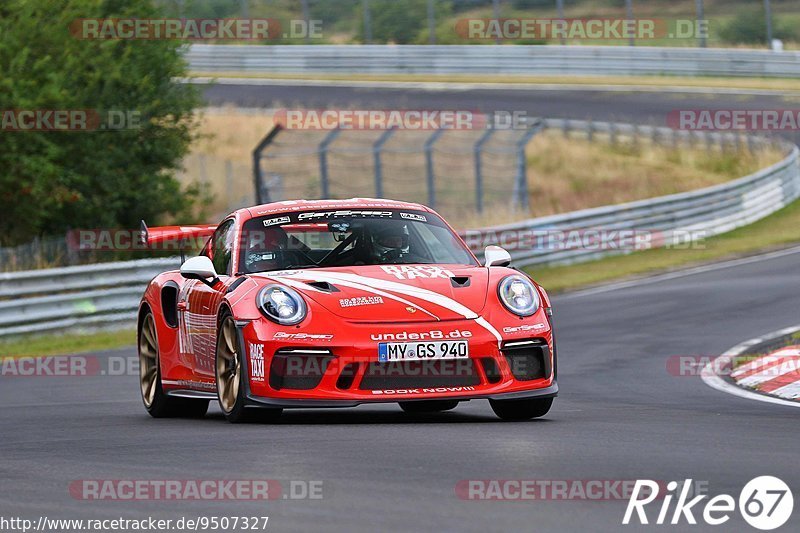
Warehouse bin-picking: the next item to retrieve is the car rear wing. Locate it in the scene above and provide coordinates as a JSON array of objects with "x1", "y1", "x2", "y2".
[{"x1": 139, "y1": 220, "x2": 217, "y2": 250}]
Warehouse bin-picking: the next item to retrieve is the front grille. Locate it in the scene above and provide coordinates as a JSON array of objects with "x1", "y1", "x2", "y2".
[
  {"x1": 359, "y1": 359, "x2": 481, "y2": 390},
  {"x1": 501, "y1": 339, "x2": 551, "y2": 381},
  {"x1": 335, "y1": 363, "x2": 359, "y2": 390},
  {"x1": 269, "y1": 350, "x2": 334, "y2": 390},
  {"x1": 480, "y1": 357, "x2": 502, "y2": 383}
]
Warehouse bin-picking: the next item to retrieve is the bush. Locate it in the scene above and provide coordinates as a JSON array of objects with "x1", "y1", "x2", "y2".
[
  {"x1": 718, "y1": 7, "x2": 798, "y2": 45},
  {"x1": 356, "y1": 0, "x2": 452, "y2": 44},
  {"x1": 0, "y1": 0, "x2": 201, "y2": 246}
]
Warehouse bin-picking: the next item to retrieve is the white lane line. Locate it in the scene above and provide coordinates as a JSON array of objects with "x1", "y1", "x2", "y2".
[
  {"x1": 183, "y1": 77, "x2": 799, "y2": 97},
  {"x1": 558, "y1": 244, "x2": 800, "y2": 300},
  {"x1": 701, "y1": 324, "x2": 800, "y2": 408}
]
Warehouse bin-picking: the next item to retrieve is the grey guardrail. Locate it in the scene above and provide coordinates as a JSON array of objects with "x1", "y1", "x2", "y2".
[
  {"x1": 1, "y1": 121, "x2": 797, "y2": 338},
  {"x1": 0, "y1": 258, "x2": 180, "y2": 338},
  {"x1": 464, "y1": 120, "x2": 800, "y2": 268},
  {"x1": 185, "y1": 44, "x2": 800, "y2": 78}
]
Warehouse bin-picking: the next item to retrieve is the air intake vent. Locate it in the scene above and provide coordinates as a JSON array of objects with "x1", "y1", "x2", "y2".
[
  {"x1": 450, "y1": 276, "x2": 471, "y2": 288},
  {"x1": 269, "y1": 349, "x2": 334, "y2": 390},
  {"x1": 305, "y1": 281, "x2": 339, "y2": 292},
  {"x1": 501, "y1": 339, "x2": 550, "y2": 381}
]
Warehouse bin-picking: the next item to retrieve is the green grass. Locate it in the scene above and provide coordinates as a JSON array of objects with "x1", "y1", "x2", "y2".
[
  {"x1": 527, "y1": 196, "x2": 800, "y2": 293},
  {"x1": 0, "y1": 330, "x2": 136, "y2": 358}
]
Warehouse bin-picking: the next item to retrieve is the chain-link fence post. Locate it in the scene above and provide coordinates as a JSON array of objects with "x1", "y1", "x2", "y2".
[
  {"x1": 695, "y1": 0, "x2": 706, "y2": 48},
  {"x1": 373, "y1": 128, "x2": 396, "y2": 198},
  {"x1": 428, "y1": 0, "x2": 436, "y2": 44},
  {"x1": 424, "y1": 129, "x2": 445, "y2": 208},
  {"x1": 764, "y1": 0, "x2": 773, "y2": 48},
  {"x1": 319, "y1": 129, "x2": 341, "y2": 199},
  {"x1": 252, "y1": 125, "x2": 282, "y2": 205},
  {"x1": 363, "y1": 0, "x2": 373, "y2": 44},
  {"x1": 514, "y1": 121, "x2": 543, "y2": 212},
  {"x1": 625, "y1": 0, "x2": 634, "y2": 47},
  {"x1": 474, "y1": 129, "x2": 494, "y2": 214}
]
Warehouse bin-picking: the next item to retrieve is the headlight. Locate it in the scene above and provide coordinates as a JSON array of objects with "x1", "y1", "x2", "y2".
[
  {"x1": 498, "y1": 275, "x2": 540, "y2": 317},
  {"x1": 257, "y1": 284, "x2": 307, "y2": 325}
]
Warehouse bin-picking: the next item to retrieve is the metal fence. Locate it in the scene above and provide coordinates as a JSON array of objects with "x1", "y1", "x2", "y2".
[
  {"x1": 253, "y1": 119, "x2": 544, "y2": 220},
  {"x1": 1, "y1": 120, "x2": 796, "y2": 338},
  {"x1": 468, "y1": 128, "x2": 800, "y2": 267},
  {"x1": 186, "y1": 44, "x2": 800, "y2": 78},
  {"x1": 253, "y1": 117, "x2": 778, "y2": 227}
]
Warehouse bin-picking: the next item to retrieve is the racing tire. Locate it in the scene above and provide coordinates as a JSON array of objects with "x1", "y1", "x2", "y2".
[
  {"x1": 215, "y1": 312, "x2": 282, "y2": 424},
  {"x1": 139, "y1": 311, "x2": 209, "y2": 419},
  {"x1": 399, "y1": 400, "x2": 459, "y2": 414},
  {"x1": 489, "y1": 397, "x2": 553, "y2": 421}
]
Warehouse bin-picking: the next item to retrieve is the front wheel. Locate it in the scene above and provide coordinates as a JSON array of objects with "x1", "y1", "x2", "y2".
[
  {"x1": 489, "y1": 397, "x2": 553, "y2": 421},
  {"x1": 399, "y1": 400, "x2": 459, "y2": 414},
  {"x1": 215, "y1": 313, "x2": 282, "y2": 424}
]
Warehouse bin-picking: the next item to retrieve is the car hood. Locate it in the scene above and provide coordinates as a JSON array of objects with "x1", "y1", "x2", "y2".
[{"x1": 252, "y1": 265, "x2": 489, "y2": 322}]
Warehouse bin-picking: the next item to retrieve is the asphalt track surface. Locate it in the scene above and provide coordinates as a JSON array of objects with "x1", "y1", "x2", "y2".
[
  {"x1": 2, "y1": 84, "x2": 799, "y2": 532},
  {"x1": 199, "y1": 81, "x2": 800, "y2": 145},
  {"x1": 2, "y1": 246, "x2": 800, "y2": 532}
]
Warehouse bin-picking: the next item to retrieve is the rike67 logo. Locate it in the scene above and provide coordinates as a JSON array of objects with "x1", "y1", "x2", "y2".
[{"x1": 624, "y1": 477, "x2": 793, "y2": 530}]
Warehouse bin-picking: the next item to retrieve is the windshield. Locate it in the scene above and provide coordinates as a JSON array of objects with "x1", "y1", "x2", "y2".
[{"x1": 239, "y1": 209, "x2": 477, "y2": 274}]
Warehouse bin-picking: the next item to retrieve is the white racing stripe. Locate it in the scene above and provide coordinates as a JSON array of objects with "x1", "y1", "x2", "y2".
[
  {"x1": 276, "y1": 270, "x2": 504, "y2": 344},
  {"x1": 271, "y1": 274, "x2": 440, "y2": 321}
]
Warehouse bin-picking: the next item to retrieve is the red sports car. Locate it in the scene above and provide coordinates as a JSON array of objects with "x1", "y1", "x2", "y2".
[{"x1": 138, "y1": 199, "x2": 557, "y2": 423}]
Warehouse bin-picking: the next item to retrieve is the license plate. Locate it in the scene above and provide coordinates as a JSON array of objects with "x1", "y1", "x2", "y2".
[{"x1": 378, "y1": 341, "x2": 469, "y2": 362}]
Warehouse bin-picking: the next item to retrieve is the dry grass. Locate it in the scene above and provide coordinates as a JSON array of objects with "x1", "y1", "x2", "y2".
[
  {"x1": 523, "y1": 130, "x2": 782, "y2": 217},
  {"x1": 183, "y1": 107, "x2": 784, "y2": 228}
]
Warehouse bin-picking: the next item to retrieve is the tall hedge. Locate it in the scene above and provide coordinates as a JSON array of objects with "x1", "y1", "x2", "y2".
[{"x1": 0, "y1": 0, "x2": 200, "y2": 246}]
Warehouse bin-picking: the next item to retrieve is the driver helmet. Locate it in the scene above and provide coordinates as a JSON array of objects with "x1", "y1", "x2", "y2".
[
  {"x1": 245, "y1": 226, "x2": 288, "y2": 271},
  {"x1": 371, "y1": 222, "x2": 410, "y2": 262}
]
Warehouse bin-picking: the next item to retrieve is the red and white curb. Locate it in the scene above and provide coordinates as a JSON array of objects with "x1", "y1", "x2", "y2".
[
  {"x1": 701, "y1": 325, "x2": 800, "y2": 408},
  {"x1": 730, "y1": 346, "x2": 800, "y2": 399}
]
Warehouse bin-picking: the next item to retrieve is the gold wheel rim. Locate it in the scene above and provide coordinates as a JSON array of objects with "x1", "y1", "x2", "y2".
[
  {"x1": 138, "y1": 314, "x2": 159, "y2": 408},
  {"x1": 216, "y1": 317, "x2": 240, "y2": 413}
]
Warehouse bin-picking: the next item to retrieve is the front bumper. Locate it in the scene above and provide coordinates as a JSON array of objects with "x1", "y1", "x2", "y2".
[{"x1": 236, "y1": 318, "x2": 557, "y2": 408}]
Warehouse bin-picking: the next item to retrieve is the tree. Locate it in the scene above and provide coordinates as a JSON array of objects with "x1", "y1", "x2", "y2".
[
  {"x1": 0, "y1": 0, "x2": 201, "y2": 246},
  {"x1": 718, "y1": 7, "x2": 797, "y2": 45},
  {"x1": 357, "y1": 0, "x2": 452, "y2": 45}
]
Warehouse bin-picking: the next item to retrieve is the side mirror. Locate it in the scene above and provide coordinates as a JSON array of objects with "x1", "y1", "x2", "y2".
[
  {"x1": 180, "y1": 256, "x2": 218, "y2": 284},
  {"x1": 484, "y1": 245, "x2": 512, "y2": 267}
]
